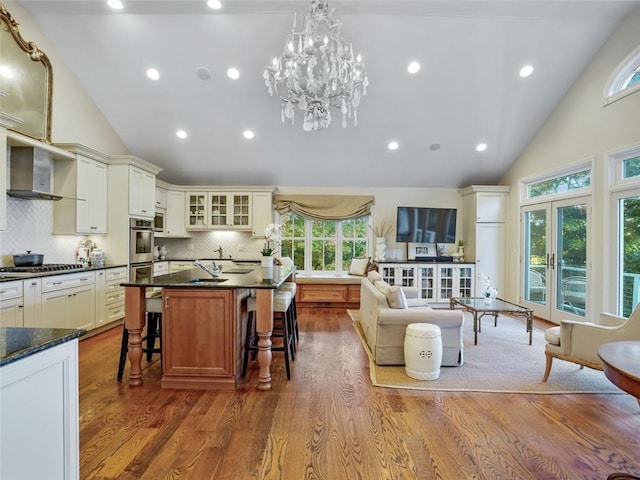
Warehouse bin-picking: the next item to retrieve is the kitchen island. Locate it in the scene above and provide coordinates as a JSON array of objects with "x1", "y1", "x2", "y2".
[{"x1": 121, "y1": 264, "x2": 295, "y2": 391}]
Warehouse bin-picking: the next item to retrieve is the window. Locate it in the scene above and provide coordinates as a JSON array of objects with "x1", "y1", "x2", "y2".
[
  {"x1": 280, "y1": 212, "x2": 368, "y2": 272},
  {"x1": 603, "y1": 45, "x2": 640, "y2": 105},
  {"x1": 527, "y1": 169, "x2": 591, "y2": 200},
  {"x1": 610, "y1": 143, "x2": 640, "y2": 316}
]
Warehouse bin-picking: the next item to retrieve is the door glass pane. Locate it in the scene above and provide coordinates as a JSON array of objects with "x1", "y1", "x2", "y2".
[
  {"x1": 523, "y1": 209, "x2": 547, "y2": 304},
  {"x1": 556, "y1": 204, "x2": 587, "y2": 316},
  {"x1": 619, "y1": 196, "x2": 640, "y2": 316}
]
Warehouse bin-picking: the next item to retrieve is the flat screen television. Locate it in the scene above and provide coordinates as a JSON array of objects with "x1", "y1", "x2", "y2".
[{"x1": 396, "y1": 206, "x2": 457, "y2": 243}]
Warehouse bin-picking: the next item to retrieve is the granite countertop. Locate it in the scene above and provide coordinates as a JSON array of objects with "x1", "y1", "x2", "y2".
[
  {"x1": 122, "y1": 265, "x2": 296, "y2": 290},
  {"x1": 0, "y1": 327, "x2": 87, "y2": 367},
  {"x1": 0, "y1": 264, "x2": 127, "y2": 283},
  {"x1": 159, "y1": 257, "x2": 261, "y2": 263}
]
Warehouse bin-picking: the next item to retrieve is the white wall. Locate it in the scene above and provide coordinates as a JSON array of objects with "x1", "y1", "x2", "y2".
[{"x1": 500, "y1": 7, "x2": 640, "y2": 315}]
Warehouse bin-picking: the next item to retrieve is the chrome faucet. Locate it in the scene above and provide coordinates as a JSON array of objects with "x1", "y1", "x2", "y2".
[
  {"x1": 194, "y1": 260, "x2": 220, "y2": 278},
  {"x1": 214, "y1": 245, "x2": 223, "y2": 259}
]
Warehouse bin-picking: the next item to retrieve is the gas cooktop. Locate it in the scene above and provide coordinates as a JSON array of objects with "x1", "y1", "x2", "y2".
[{"x1": 0, "y1": 264, "x2": 85, "y2": 275}]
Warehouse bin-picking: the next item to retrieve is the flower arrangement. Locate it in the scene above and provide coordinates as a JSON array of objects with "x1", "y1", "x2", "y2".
[
  {"x1": 260, "y1": 223, "x2": 282, "y2": 256},
  {"x1": 477, "y1": 273, "x2": 498, "y2": 299},
  {"x1": 369, "y1": 220, "x2": 393, "y2": 240}
]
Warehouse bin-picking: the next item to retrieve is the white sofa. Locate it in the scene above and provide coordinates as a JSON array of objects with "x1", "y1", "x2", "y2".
[{"x1": 359, "y1": 271, "x2": 465, "y2": 366}]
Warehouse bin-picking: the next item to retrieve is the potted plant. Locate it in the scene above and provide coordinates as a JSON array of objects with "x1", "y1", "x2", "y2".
[{"x1": 261, "y1": 223, "x2": 282, "y2": 266}]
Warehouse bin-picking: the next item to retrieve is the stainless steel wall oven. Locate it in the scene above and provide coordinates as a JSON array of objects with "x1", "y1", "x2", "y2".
[{"x1": 129, "y1": 218, "x2": 154, "y2": 264}]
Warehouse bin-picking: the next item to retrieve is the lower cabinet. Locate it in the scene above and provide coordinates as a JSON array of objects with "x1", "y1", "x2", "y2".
[
  {"x1": 161, "y1": 288, "x2": 236, "y2": 389},
  {"x1": 296, "y1": 284, "x2": 361, "y2": 308},
  {"x1": 104, "y1": 267, "x2": 127, "y2": 324},
  {"x1": 0, "y1": 281, "x2": 24, "y2": 327},
  {"x1": 0, "y1": 339, "x2": 80, "y2": 480},
  {"x1": 40, "y1": 272, "x2": 96, "y2": 330},
  {"x1": 378, "y1": 262, "x2": 475, "y2": 304}
]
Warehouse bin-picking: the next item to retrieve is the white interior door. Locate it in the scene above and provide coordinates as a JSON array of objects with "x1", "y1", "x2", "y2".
[{"x1": 521, "y1": 197, "x2": 589, "y2": 323}]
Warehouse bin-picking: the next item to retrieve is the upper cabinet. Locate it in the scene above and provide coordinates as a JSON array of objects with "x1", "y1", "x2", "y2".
[
  {"x1": 128, "y1": 166, "x2": 156, "y2": 219},
  {"x1": 165, "y1": 190, "x2": 188, "y2": 237},
  {"x1": 52, "y1": 144, "x2": 108, "y2": 234},
  {"x1": 460, "y1": 186, "x2": 509, "y2": 223},
  {"x1": 155, "y1": 186, "x2": 167, "y2": 209},
  {"x1": 185, "y1": 189, "x2": 274, "y2": 232}
]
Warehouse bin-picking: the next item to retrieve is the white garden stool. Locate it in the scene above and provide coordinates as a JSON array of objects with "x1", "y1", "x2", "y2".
[{"x1": 404, "y1": 323, "x2": 443, "y2": 380}]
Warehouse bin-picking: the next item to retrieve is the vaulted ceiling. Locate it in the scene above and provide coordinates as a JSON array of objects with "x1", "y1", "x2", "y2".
[{"x1": 14, "y1": 0, "x2": 640, "y2": 188}]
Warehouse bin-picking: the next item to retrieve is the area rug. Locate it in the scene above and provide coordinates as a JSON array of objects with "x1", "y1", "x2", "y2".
[{"x1": 348, "y1": 310, "x2": 624, "y2": 394}]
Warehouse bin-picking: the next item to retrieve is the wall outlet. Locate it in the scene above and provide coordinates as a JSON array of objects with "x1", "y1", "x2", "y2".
[
  {"x1": 187, "y1": 243, "x2": 194, "y2": 251},
  {"x1": 237, "y1": 244, "x2": 245, "y2": 252}
]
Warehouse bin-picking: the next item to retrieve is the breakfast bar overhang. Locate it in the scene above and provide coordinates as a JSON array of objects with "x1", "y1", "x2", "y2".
[{"x1": 121, "y1": 264, "x2": 295, "y2": 391}]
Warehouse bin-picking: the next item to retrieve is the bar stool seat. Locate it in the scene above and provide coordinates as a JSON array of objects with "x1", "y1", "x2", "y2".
[
  {"x1": 242, "y1": 290, "x2": 294, "y2": 379},
  {"x1": 117, "y1": 290, "x2": 163, "y2": 382},
  {"x1": 278, "y1": 282, "x2": 298, "y2": 345}
]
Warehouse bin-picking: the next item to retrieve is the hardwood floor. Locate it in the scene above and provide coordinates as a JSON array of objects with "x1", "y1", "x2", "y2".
[{"x1": 79, "y1": 309, "x2": 640, "y2": 480}]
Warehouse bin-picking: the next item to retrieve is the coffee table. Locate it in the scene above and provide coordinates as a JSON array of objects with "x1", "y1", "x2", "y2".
[{"x1": 450, "y1": 297, "x2": 534, "y2": 345}]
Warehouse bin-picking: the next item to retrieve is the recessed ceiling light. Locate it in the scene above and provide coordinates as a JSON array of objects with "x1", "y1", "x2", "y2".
[
  {"x1": 207, "y1": 0, "x2": 222, "y2": 9},
  {"x1": 407, "y1": 61, "x2": 421, "y2": 74},
  {"x1": 107, "y1": 0, "x2": 123, "y2": 10},
  {"x1": 476, "y1": 143, "x2": 488, "y2": 152},
  {"x1": 196, "y1": 66, "x2": 211, "y2": 80},
  {"x1": 227, "y1": 68, "x2": 240, "y2": 80},
  {"x1": 146, "y1": 68, "x2": 160, "y2": 80},
  {"x1": 243, "y1": 130, "x2": 255, "y2": 140},
  {"x1": 429, "y1": 143, "x2": 441, "y2": 151},
  {"x1": 388, "y1": 141, "x2": 399, "y2": 151},
  {"x1": 520, "y1": 65, "x2": 534, "y2": 78},
  {"x1": 176, "y1": 130, "x2": 188, "y2": 139}
]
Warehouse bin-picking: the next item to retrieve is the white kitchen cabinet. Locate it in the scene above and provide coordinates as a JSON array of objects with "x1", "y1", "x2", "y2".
[
  {"x1": 155, "y1": 186, "x2": 167, "y2": 209},
  {"x1": 40, "y1": 272, "x2": 96, "y2": 330},
  {"x1": 186, "y1": 192, "x2": 208, "y2": 229},
  {"x1": 104, "y1": 267, "x2": 126, "y2": 324},
  {"x1": 169, "y1": 261, "x2": 196, "y2": 273},
  {"x1": 0, "y1": 339, "x2": 80, "y2": 480},
  {"x1": 165, "y1": 190, "x2": 188, "y2": 237},
  {"x1": 0, "y1": 281, "x2": 23, "y2": 327},
  {"x1": 53, "y1": 152, "x2": 108, "y2": 234},
  {"x1": 129, "y1": 166, "x2": 156, "y2": 218},
  {"x1": 22, "y1": 278, "x2": 42, "y2": 327},
  {"x1": 461, "y1": 185, "x2": 510, "y2": 296},
  {"x1": 95, "y1": 270, "x2": 106, "y2": 328},
  {"x1": 251, "y1": 191, "x2": 273, "y2": 237},
  {"x1": 0, "y1": 126, "x2": 7, "y2": 232},
  {"x1": 209, "y1": 192, "x2": 251, "y2": 229},
  {"x1": 154, "y1": 261, "x2": 169, "y2": 276},
  {"x1": 379, "y1": 264, "x2": 418, "y2": 287},
  {"x1": 436, "y1": 264, "x2": 474, "y2": 302}
]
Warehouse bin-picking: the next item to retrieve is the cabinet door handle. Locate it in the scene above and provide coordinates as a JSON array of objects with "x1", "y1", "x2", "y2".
[{"x1": 53, "y1": 281, "x2": 63, "y2": 286}]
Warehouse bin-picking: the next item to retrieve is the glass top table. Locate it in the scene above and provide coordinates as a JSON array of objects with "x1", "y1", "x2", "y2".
[{"x1": 450, "y1": 297, "x2": 534, "y2": 345}]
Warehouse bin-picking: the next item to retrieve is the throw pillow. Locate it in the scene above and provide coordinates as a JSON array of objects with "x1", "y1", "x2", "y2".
[
  {"x1": 349, "y1": 257, "x2": 370, "y2": 276},
  {"x1": 386, "y1": 285, "x2": 408, "y2": 309}
]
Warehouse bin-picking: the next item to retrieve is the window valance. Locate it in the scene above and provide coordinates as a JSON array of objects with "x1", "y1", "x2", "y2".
[{"x1": 273, "y1": 194, "x2": 374, "y2": 220}]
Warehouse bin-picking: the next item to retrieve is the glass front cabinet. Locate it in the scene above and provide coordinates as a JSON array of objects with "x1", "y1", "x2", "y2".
[
  {"x1": 436, "y1": 265, "x2": 474, "y2": 302},
  {"x1": 187, "y1": 192, "x2": 252, "y2": 230},
  {"x1": 380, "y1": 264, "x2": 417, "y2": 287}
]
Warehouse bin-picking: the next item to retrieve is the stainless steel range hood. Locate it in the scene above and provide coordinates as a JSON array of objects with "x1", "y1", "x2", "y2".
[{"x1": 7, "y1": 146, "x2": 63, "y2": 201}]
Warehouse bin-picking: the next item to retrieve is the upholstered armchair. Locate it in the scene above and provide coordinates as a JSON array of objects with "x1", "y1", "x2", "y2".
[{"x1": 543, "y1": 304, "x2": 640, "y2": 381}]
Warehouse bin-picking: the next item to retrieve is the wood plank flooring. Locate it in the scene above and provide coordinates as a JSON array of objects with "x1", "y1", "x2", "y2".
[{"x1": 78, "y1": 308, "x2": 640, "y2": 479}]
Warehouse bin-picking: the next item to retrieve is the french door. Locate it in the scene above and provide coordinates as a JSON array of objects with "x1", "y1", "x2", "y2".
[{"x1": 521, "y1": 197, "x2": 590, "y2": 323}]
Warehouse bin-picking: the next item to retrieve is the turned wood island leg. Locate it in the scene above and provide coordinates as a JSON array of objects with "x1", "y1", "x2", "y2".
[
  {"x1": 124, "y1": 286, "x2": 147, "y2": 386},
  {"x1": 255, "y1": 288, "x2": 274, "y2": 390}
]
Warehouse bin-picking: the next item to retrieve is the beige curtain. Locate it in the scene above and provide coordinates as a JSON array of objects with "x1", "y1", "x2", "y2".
[{"x1": 273, "y1": 194, "x2": 375, "y2": 220}]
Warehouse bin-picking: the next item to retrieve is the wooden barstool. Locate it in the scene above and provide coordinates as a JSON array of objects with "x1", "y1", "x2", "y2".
[
  {"x1": 242, "y1": 290, "x2": 294, "y2": 379},
  {"x1": 117, "y1": 291, "x2": 163, "y2": 382}
]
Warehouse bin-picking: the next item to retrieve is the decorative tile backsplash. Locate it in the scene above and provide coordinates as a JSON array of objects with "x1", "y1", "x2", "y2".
[
  {"x1": 158, "y1": 230, "x2": 264, "y2": 260},
  {"x1": 1, "y1": 197, "x2": 80, "y2": 266}
]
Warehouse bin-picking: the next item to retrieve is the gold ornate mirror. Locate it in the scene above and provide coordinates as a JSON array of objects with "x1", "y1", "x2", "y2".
[{"x1": 0, "y1": 3, "x2": 52, "y2": 142}]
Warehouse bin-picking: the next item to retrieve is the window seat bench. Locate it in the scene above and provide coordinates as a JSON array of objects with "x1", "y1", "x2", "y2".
[{"x1": 295, "y1": 273, "x2": 362, "y2": 308}]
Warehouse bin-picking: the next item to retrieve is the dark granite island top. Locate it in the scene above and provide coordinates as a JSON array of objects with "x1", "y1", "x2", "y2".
[
  {"x1": 121, "y1": 264, "x2": 296, "y2": 391},
  {"x1": 121, "y1": 265, "x2": 295, "y2": 289},
  {"x1": 0, "y1": 327, "x2": 87, "y2": 367}
]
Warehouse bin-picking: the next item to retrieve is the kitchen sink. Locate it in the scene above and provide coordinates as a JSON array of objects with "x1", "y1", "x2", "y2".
[
  {"x1": 187, "y1": 278, "x2": 229, "y2": 283},
  {"x1": 222, "y1": 268, "x2": 253, "y2": 274}
]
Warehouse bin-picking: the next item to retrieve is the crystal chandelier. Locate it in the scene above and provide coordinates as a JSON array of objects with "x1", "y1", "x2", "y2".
[{"x1": 263, "y1": 0, "x2": 369, "y2": 132}]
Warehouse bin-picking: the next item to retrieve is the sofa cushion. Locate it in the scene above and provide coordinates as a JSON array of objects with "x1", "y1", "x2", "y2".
[
  {"x1": 374, "y1": 280, "x2": 391, "y2": 295},
  {"x1": 386, "y1": 286, "x2": 408, "y2": 309},
  {"x1": 367, "y1": 270, "x2": 382, "y2": 283},
  {"x1": 545, "y1": 326, "x2": 561, "y2": 345},
  {"x1": 349, "y1": 257, "x2": 370, "y2": 276}
]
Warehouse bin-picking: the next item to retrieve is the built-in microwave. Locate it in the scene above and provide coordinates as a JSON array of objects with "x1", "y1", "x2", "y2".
[
  {"x1": 130, "y1": 218, "x2": 154, "y2": 264},
  {"x1": 154, "y1": 210, "x2": 165, "y2": 234}
]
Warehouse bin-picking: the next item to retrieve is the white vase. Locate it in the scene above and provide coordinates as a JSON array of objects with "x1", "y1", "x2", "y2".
[
  {"x1": 261, "y1": 256, "x2": 273, "y2": 267},
  {"x1": 375, "y1": 237, "x2": 387, "y2": 262}
]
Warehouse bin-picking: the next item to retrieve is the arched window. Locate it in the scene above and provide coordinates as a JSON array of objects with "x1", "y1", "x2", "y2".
[{"x1": 603, "y1": 45, "x2": 640, "y2": 106}]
